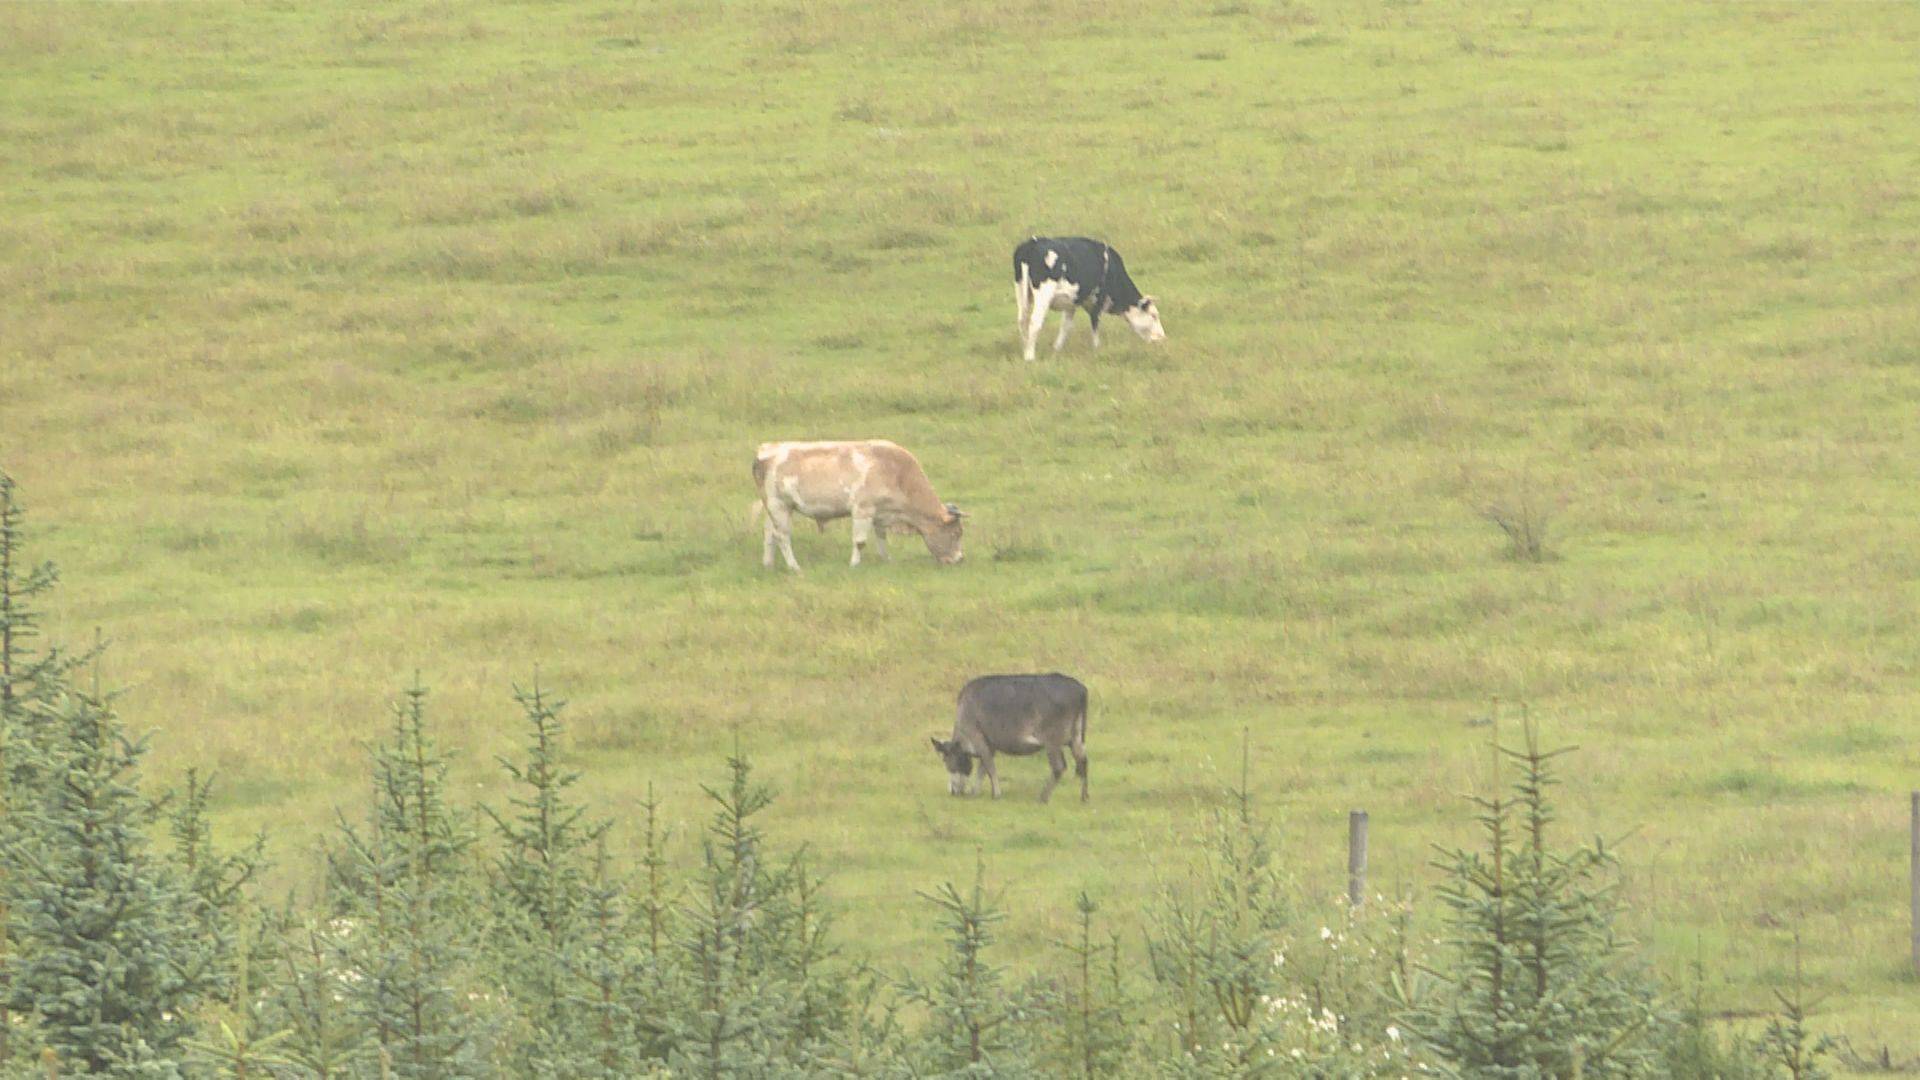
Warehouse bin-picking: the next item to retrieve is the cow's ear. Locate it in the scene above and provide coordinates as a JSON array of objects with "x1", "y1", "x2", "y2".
[
  {"x1": 1141, "y1": 296, "x2": 1157, "y2": 310},
  {"x1": 930, "y1": 737, "x2": 947, "y2": 753},
  {"x1": 944, "y1": 502, "x2": 968, "y2": 520}
]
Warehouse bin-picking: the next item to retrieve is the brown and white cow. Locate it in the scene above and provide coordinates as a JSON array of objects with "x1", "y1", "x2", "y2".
[{"x1": 752, "y1": 440, "x2": 966, "y2": 571}]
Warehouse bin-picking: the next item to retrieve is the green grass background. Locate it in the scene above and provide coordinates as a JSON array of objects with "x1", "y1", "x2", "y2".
[{"x1": 3, "y1": 0, "x2": 1918, "y2": 1060}]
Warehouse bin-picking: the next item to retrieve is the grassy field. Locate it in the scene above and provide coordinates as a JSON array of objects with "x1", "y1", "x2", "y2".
[{"x1": 4, "y1": 0, "x2": 1918, "y2": 1061}]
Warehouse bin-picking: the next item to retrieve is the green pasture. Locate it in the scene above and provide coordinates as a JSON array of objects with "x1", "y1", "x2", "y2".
[{"x1": 3, "y1": 0, "x2": 1917, "y2": 1060}]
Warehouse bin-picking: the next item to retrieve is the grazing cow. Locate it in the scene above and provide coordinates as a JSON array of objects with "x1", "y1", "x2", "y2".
[
  {"x1": 931, "y1": 673, "x2": 1089, "y2": 803},
  {"x1": 1013, "y1": 236, "x2": 1165, "y2": 362},
  {"x1": 753, "y1": 440, "x2": 966, "y2": 572}
]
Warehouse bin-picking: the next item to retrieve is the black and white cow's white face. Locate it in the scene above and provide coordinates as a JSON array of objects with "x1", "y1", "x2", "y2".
[{"x1": 1122, "y1": 297, "x2": 1166, "y2": 343}]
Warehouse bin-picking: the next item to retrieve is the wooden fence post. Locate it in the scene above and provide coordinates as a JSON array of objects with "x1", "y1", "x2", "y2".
[
  {"x1": 1348, "y1": 810, "x2": 1369, "y2": 910},
  {"x1": 1910, "y1": 791, "x2": 1918, "y2": 978}
]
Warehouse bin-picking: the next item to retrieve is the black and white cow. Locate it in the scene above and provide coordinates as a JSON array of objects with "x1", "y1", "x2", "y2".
[{"x1": 1012, "y1": 236, "x2": 1165, "y2": 362}]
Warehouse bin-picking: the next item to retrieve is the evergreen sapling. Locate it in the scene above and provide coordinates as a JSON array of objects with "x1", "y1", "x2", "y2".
[
  {"x1": 325, "y1": 682, "x2": 492, "y2": 1079},
  {"x1": 1405, "y1": 712, "x2": 1667, "y2": 1078}
]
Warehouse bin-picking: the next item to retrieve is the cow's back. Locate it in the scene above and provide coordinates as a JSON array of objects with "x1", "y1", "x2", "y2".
[
  {"x1": 757, "y1": 439, "x2": 936, "y2": 521},
  {"x1": 757, "y1": 441, "x2": 857, "y2": 516},
  {"x1": 958, "y1": 673, "x2": 1087, "y2": 734},
  {"x1": 1017, "y1": 236, "x2": 1111, "y2": 280}
]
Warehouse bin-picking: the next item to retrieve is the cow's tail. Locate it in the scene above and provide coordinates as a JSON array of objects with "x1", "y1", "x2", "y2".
[
  {"x1": 750, "y1": 451, "x2": 770, "y2": 530},
  {"x1": 1074, "y1": 684, "x2": 1089, "y2": 752},
  {"x1": 1072, "y1": 684, "x2": 1090, "y2": 797}
]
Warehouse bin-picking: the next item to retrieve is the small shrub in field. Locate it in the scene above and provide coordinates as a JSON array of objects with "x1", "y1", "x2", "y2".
[
  {"x1": 870, "y1": 226, "x2": 941, "y2": 251},
  {"x1": 834, "y1": 98, "x2": 883, "y2": 124},
  {"x1": 989, "y1": 530, "x2": 1052, "y2": 564},
  {"x1": 1476, "y1": 484, "x2": 1560, "y2": 563},
  {"x1": 812, "y1": 332, "x2": 865, "y2": 351}
]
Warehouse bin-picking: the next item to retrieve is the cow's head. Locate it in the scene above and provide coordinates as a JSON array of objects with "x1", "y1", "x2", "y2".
[
  {"x1": 1123, "y1": 297, "x2": 1166, "y2": 343},
  {"x1": 923, "y1": 503, "x2": 966, "y2": 565},
  {"x1": 930, "y1": 737, "x2": 975, "y2": 795}
]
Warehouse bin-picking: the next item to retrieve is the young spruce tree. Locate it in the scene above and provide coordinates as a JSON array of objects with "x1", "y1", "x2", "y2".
[
  {"x1": 478, "y1": 676, "x2": 599, "y2": 1068},
  {"x1": 901, "y1": 858, "x2": 1042, "y2": 1077},
  {"x1": 1052, "y1": 892, "x2": 1133, "y2": 1079},
  {"x1": 1405, "y1": 713, "x2": 1667, "y2": 1078},
  {"x1": 180, "y1": 914, "x2": 295, "y2": 1079},
  {"x1": 1660, "y1": 960, "x2": 1768, "y2": 1080},
  {"x1": 665, "y1": 749, "x2": 851, "y2": 1077},
  {"x1": 1752, "y1": 945, "x2": 1835, "y2": 1080},
  {"x1": 0, "y1": 686, "x2": 213, "y2": 1075},
  {"x1": 326, "y1": 681, "x2": 492, "y2": 1079},
  {"x1": 169, "y1": 769, "x2": 269, "y2": 1008},
  {"x1": 1144, "y1": 739, "x2": 1292, "y2": 1075},
  {"x1": 555, "y1": 835, "x2": 657, "y2": 1078},
  {"x1": 0, "y1": 471, "x2": 72, "y2": 767},
  {"x1": 264, "y1": 914, "x2": 367, "y2": 1080},
  {"x1": 0, "y1": 468, "x2": 63, "y2": 1065}
]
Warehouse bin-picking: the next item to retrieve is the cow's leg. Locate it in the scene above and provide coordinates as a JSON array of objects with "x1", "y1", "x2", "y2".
[
  {"x1": 1040, "y1": 747, "x2": 1067, "y2": 803},
  {"x1": 1022, "y1": 282, "x2": 1057, "y2": 362},
  {"x1": 870, "y1": 525, "x2": 891, "y2": 562},
  {"x1": 767, "y1": 503, "x2": 802, "y2": 573},
  {"x1": 1088, "y1": 308, "x2": 1102, "y2": 350},
  {"x1": 980, "y1": 749, "x2": 1000, "y2": 799},
  {"x1": 1052, "y1": 306, "x2": 1073, "y2": 353},
  {"x1": 849, "y1": 514, "x2": 875, "y2": 567},
  {"x1": 761, "y1": 505, "x2": 778, "y2": 568},
  {"x1": 1015, "y1": 280, "x2": 1031, "y2": 339}
]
